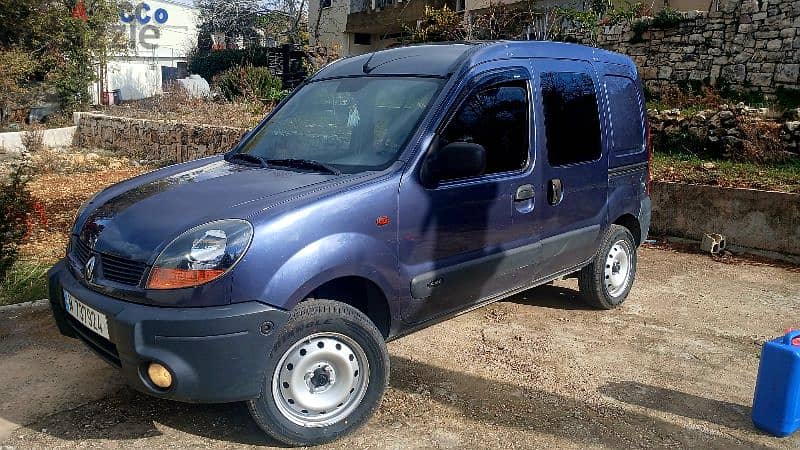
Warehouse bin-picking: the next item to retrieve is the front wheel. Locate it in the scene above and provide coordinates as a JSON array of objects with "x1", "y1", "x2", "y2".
[
  {"x1": 248, "y1": 299, "x2": 389, "y2": 446},
  {"x1": 578, "y1": 225, "x2": 637, "y2": 309}
]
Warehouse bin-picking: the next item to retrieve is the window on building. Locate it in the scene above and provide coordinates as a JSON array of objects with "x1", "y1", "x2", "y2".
[
  {"x1": 353, "y1": 33, "x2": 372, "y2": 45},
  {"x1": 321, "y1": 0, "x2": 332, "y2": 8},
  {"x1": 456, "y1": 0, "x2": 465, "y2": 11},
  {"x1": 439, "y1": 81, "x2": 529, "y2": 179},
  {"x1": 604, "y1": 75, "x2": 645, "y2": 154},
  {"x1": 541, "y1": 72, "x2": 601, "y2": 166}
]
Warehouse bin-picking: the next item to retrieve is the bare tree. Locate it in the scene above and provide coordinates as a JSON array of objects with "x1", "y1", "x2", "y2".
[{"x1": 197, "y1": 0, "x2": 308, "y2": 48}]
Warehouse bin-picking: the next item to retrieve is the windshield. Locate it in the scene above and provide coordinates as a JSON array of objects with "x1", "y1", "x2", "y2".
[{"x1": 236, "y1": 77, "x2": 443, "y2": 173}]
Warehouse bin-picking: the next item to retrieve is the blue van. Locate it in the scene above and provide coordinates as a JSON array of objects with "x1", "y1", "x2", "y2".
[{"x1": 48, "y1": 42, "x2": 651, "y2": 445}]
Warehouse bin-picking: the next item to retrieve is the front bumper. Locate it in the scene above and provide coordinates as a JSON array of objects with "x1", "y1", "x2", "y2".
[{"x1": 48, "y1": 260, "x2": 289, "y2": 403}]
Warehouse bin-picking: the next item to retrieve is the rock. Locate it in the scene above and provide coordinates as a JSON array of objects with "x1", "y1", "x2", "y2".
[
  {"x1": 775, "y1": 64, "x2": 800, "y2": 83},
  {"x1": 176, "y1": 74, "x2": 211, "y2": 98},
  {"x1": 702, "y1": 162, "x2": 718, "y2": 170},
  {"x1": 785, "y1": 109, "x2": 800, "y2": 121},
  {"x1": 718, "y1": 110, "x2": 735, "y2": 120}
]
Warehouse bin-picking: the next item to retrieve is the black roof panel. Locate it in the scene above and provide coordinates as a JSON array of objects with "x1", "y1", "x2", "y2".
[
  {"x1": 311, "y1": 41, "x2": 637, "y2": 80},
  {"x1": 312, "y1": 43, "x2": 478, "y2": 79}
]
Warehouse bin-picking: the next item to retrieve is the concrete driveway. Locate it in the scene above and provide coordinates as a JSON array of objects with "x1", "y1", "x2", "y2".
[{"x1": 2, "y1": 247, "x2": 799, "y2": 448}]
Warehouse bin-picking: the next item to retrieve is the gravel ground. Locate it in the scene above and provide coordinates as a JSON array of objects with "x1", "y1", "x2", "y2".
[{"x1": 1, "y1": 247, "x2": 799, "y2": 449}]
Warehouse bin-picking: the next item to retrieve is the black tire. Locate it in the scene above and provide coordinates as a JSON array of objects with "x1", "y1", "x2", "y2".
[
  {"x1": 578, "y1": 225, "x2": 637, "y2": 309},
  {"x1": 247, "y1": 299, "x2": 389, "y2": 446}
]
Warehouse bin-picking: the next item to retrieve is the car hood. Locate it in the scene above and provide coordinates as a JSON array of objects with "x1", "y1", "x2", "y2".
[{"x1": 75, "y1": 157, "x2": 343, "y2": 263}]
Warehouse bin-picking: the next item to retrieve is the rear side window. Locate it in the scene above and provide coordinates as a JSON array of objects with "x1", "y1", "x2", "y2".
[
  {"x1": 541, "y1": 72, "x2": 601, "y2": 167},
  {"x1": 440, "y1": 81, "x2": 529, "y2": 177},
  {"x1": 605, "y1": 75, "x2": 645, "y2": 154}
]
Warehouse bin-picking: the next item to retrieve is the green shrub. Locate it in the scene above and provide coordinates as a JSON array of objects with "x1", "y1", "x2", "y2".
[
  {"x1": 776, "y1": 86, "x2": 800, "y2": 110},
  {"x1": 606, "y1": 1, "x2": 645, "y2": 25},
  {"x1": 554, "y1": 7, "x2": 601, "y2": 43},
  {"x1": 0, "y1": 161, "x2": 34, "y2": 280},
  {"x1": 652, "y1": 7, "x2": 683, "y2": 28},
  {"x1": 589, "y1": 0, "x2": 611, "y2": 17},
  {"x1": 630, "y1": 19, "x2": 650, "y2": 43},
  {"x1": 215, "y1": 65, "x2": 287, "y2": 104},
  {"x1": 405, "y1": 6, "x2": 466, "y2": 43},
  {"x1": 189, "y1": 48, "x2": 308, "y2": 82},
  {"x1": 556, "y1": 7, "x2": 601, "y2": 32}
]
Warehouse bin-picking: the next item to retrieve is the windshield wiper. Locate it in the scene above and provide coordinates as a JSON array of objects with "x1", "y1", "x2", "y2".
[
  {"x1": 226, "y1": 153, "x2": 269, "y2": 168},
  {"x1": 265, "y1": 158, "x2": 342, "y2": 175}
]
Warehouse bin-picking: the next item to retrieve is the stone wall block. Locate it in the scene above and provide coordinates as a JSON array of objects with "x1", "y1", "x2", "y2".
[{"x1": 75, "y1": 113, "x2": 248, "y2": 163}]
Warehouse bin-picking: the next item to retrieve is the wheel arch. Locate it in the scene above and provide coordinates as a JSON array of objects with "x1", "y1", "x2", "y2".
[
  {"x1": 303, "y1": 276, "x2": 392, "y2": 339},
  {"x1": 612, "y1": 213, "x2": 642, "y2": 246}
]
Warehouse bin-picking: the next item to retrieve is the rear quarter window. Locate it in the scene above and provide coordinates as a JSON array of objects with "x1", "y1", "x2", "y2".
[
  {"x1": 604, "y1": 75, "x2": 645, "y2": 155},
  {"x1": 541, "y1": 72, "x2": 602, "y2": 167}
]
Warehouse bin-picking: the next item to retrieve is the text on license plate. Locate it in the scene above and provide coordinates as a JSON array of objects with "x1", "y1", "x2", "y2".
[{"x1": 63, "y1": 290, "x2": 110, "y2": 340}]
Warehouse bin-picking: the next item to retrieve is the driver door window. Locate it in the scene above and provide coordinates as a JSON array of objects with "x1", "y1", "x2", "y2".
[{"x1": 439, "y1": 81, "x2": 529, "y2": 181}]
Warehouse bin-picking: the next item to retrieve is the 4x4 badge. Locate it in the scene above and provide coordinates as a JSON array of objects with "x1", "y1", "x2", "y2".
[{"x1": 85, "y1": 256, "x2": 96, "y2": 282}]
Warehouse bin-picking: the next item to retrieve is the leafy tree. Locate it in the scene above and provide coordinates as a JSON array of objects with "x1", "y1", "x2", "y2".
[{"x1": 0, "y1": 0, "x2": 123, "y2": 114}]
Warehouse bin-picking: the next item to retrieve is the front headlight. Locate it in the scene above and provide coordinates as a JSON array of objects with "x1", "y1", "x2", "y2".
[{"x1": 146, "y1": 219, "x2": 253, "y2": 289}]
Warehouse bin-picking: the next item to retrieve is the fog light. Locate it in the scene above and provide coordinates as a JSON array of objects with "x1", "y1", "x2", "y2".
[{"x1": 147, "y1": 362, "x2": 173, "y2": 389}]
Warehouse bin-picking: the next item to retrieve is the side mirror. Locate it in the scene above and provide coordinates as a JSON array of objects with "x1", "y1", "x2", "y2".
[{"x1": 422, "y1": 141, "x2": 487, "y2": 186}]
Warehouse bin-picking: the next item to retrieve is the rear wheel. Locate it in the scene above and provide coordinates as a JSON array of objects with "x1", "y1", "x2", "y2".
[
  {"x1": 578, "y1": 225, "x2": 637, "y2": 309},
  {"x1": 247, "y1": 299, "x2": 389, "y2": 446}
]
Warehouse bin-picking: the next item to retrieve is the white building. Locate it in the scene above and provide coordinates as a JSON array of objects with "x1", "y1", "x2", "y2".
[{"x1": 93, "y1": 0, "x2": 199, "y2": 103}]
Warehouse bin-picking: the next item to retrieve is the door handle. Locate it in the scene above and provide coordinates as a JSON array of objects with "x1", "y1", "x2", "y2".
[
  {"x1": 548, "y1": 179, "x2": 563, "y2": 205},
  {"x1": 515, "y1": 184, "x2": 535, "y2": 201}
]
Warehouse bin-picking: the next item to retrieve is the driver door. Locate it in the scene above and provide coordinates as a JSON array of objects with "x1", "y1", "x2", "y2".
[{"x1": 398, "y1": 66, "x2": 540, "y2": 324}]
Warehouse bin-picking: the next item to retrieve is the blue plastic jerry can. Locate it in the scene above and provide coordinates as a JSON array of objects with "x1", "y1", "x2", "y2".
[{"x1": 752, "y1": 330, "x2": 800, "y2": 437}]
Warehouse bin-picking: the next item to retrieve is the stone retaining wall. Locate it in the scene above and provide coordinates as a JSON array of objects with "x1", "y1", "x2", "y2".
[
  {"x1": 573, "y1": 0, "x2": 800, "y2": 96},
  {"x1": 74, "y1": 113, "x2": 246, "y2": 163},
  {"x1": 650, "y1": 181, "x2": 800, "y2": 256},
  {"x1": 649, "y1": 104, "x2": 800, "y2": 159}
]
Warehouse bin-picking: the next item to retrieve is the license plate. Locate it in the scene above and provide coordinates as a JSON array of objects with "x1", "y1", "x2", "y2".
[{"x1": 63, "y1": 290, "x2": 110, "y2": 340}]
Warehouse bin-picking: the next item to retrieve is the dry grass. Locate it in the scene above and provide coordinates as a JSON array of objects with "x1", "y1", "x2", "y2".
[
  {"x1": 29, "y1": 147, "x2": 139, "y2": 175},
  {"x1": 737, "y1": 118, "x2": 788, "y2": 163},
  {"x1": 652, "y1": 151, "x2": 800, "y2": 193},
  {"x1": 655, "y1": 85, "x2": 724, "y2": 112},
  {"x1": 99, "y1": 86, "x2": 270, "y2": 129},
  {"x1": 21, "y1": 129, "x2": 45, "y2": 153}
]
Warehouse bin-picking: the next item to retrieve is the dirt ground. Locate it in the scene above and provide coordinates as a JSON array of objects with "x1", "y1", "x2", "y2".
[{"x1": 1, "y1": 247, "x2": 799, "y2": 449}]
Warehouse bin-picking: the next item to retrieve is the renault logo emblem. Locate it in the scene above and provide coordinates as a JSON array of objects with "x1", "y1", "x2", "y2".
[{"x1": 85, "y1": 256, "x2": 97, "y2": 282}]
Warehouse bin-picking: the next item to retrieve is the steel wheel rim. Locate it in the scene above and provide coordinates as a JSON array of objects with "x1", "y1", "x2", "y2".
[
  {"x1": 604, "y1": 239, "x2": 632, "y2": 297},
  {"x1": 272, "y1": 332, "x2": 369, "y2": 427}
]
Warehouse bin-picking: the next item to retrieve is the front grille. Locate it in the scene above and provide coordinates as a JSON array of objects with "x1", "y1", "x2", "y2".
[
  {"x1": 101, "y1": 253, "x2": 147, "y2": 286},
  {"x1": 70, "y1": 235, "x2": 148, "y2": 287},
  {"x1": 73, "y1": 237, "x2": 92, "y2": 266}
]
